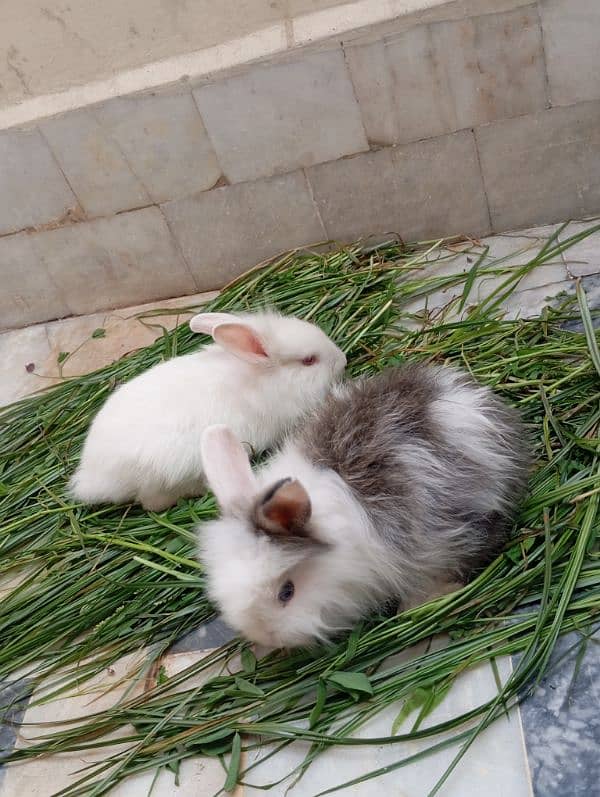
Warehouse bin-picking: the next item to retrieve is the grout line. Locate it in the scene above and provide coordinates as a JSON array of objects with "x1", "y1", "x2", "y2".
[
  {"x1": 36, "y1": 125, "x2": 86, "y2": 220},
  {"x1": 471, "y1": 126, "x2": 494, "y2": 235},
  {"x1": 513, "y1": 679, "x2": 536, "y2": 797},
  {"x1": 535, "y1": 0, "x2": 553, "y2": 109},
  {"x1": 382, "y1": 36, "x2": 402, "y2": 147},
  {"x1": 15, "y1": 131, "x2": 80, "y2": 318},
  {"x1": 157, "y1": 204, "x2": 201, "y2": 293},
  {"x1": 189, "y1": 88, "x2": 227, "y2": 185},
  {"x1": 302, "y1": 168, "x2": 328, "y2": 241},
  {"x1": 283, "y1": 17, "x2": 294, "y2": 49},
  {"x1": 0, "y1": 202, "x2": 160, "y2": 242},
  {"x1": 114, "y1": 201, "x2": 158, "y2": 216},
  {"x1": 88, "y1": 105, "x2": 154, "y2": 205},
  {"x1": 341, "y1": 41, "x2": 371, "y2": 150},
  {"x1": 43, "y1": 322, "x2": 54, "y2": 349}
]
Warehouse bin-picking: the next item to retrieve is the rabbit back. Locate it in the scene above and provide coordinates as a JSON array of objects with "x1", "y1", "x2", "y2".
[{"x1": 298, "y1": 363, "x2": 530, "y2": 590}]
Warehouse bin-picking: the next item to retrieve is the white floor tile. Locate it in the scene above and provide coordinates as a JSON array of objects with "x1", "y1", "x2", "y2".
[
  {"x1": 244, "y1": 647, "x2": 531, "y2": 797},
  {"x1": 0, "y1": 649, "x2": 242, "y2": 797},
  {"x1": 0, "y1": 323, "x2": 53, "y2": 407},
  {"x1": 401, "y1": 226, "x2": 567, "y2": 323},
  {"x1": 558, "y1": 219, "x2": 600, "y2": 278},
  {"x1": 0, "y1": 291, "x2": 217, "y2": 407}
]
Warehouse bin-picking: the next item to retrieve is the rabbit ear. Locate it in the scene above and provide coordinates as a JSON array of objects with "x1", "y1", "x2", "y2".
[
  {"x1": 212, "y1": 322, "x2": 269, "y2": 364},
  {"x1": 189, "y1": 312, "x2": 238, "y2": 336},
  {"x1": 255, "y1": 479, "x2": 313, "y2": 540},
  {"x1": 201, "y1": 425, "x2": 257, "y2": 511}
]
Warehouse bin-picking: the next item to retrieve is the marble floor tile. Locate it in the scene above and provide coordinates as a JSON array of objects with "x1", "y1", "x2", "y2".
[
  {"x1": 518, "y1": 627, "x2": 600, "y2": 797},
  {"x1": 244, "y1": 643, "x2": 532, "y2": 797}
]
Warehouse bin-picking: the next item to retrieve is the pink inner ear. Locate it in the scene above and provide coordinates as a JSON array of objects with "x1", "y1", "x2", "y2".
[{"x1": 213, "y1": 323, "x2": 269, "y2": 363}]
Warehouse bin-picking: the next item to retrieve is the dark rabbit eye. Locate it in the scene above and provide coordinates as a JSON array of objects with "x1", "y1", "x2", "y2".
[
  {"x1": 302, "y1": 355, "x2": 317, "y2": 366},
  {"x1": 278, "y1": 580, "x2": 295, "y2": 604}
]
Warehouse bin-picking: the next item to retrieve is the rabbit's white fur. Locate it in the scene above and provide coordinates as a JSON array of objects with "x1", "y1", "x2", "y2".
[
  {"x1": 200, "y1": 435, "x2": 387, "y2": 648},
  {"x1": 197, "y1": 365, "x2": 530, "y2": 648},
  {"x1": 69, "y1": 311, "x2": 346, "y2": 511}
]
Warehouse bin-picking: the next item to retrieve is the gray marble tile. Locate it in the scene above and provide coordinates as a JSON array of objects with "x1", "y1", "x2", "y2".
[
  {"x1": 346, "y1": 6, "x2": 546, "y2": 147},
  {"x1": 95, "y1": 91, "x2": 221, "y2": 204},
  {"x1": 37, "y1": 207, "x2": 196, "y2": 317},
  {"x1": 0, "y1": 229, "x2": 71, "y2": 329},
  {"x1": 169, "y1": 617, "x2": 237, "y2": 654},
  {"x1": 0, "y1": 128, "x2": 78, "y2": 236},
  {"x1": 560, "y1": 272, "x2": 600, "y2": 332},
  {"x1": 41, "y1": 109, "x2": 150, "y2": 218},
  {"x1": 476, "y1": 101, "x2": 600, "y2": 232},
  {"x1": 539, "y1": 0, "x2": 600, "y2": 106},
  {"x1": 162, "y1": 170, "x2": 325, "y2": 290},
  {"x1": 193, "y1": 49, "x2": 368, "y2": 183},
  {"x1": 0, "y1": 679, "x2": 32, "y2": 780},
  {"x1": 518, "y1": 626, "x2": 600, "y2": 797},
  {"x1": 307, "y1": 129, "x2": 490, "y2": 243},
  {"x1": 245, "y1": 650, "x2": 532, "y2": 797}
]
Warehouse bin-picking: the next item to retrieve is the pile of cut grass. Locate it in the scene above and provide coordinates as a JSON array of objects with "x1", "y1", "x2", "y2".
[{"x1": 1, "y1": 226, "x2": 599, "y2": 796}]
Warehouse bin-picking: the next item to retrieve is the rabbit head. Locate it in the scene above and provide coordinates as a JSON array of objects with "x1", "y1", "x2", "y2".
[
  {"x1": 189, "y1": 311, "x2": 347, "y2": 412},
  {"x1": 197, "y1": 425, "x2": 380, "y2": 649}
]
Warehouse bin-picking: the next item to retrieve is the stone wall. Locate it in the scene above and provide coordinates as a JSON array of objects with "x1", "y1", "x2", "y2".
[{"x1": 1, "y1": 0, "x2": 599, "y2": 329}]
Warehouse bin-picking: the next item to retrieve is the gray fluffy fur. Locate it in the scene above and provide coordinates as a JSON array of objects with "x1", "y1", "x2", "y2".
[{"x1": 298, "y1": 363, "x2": 531, "y2": 604}]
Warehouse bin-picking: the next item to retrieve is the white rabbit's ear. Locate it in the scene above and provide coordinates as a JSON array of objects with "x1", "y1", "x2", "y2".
[
  {"x1": 201, "y1": 425, "x2": 257, "y2": 511},
  {"x1": 212, "y1": 322, "x2": 269, "y2": 364},
  {"x1": 189, "y1": 312, "x2": 238, "y2": 335}
]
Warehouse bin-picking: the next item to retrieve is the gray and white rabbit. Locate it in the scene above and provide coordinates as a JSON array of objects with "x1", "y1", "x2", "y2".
[
  {"x1": 69, "y1": 311, "x2": 346, "y2": 511},
  {"x1": 197, "y1": 363, "x2": 530, "y2": 647}
]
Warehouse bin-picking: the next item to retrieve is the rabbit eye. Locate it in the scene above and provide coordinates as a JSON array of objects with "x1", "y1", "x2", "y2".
[
  {"x1": 278, "y1": 580, "x2": 295, "y2": 604},
  {"x1": 301, "y1": 355, "x2": 317, "y2": 366}
]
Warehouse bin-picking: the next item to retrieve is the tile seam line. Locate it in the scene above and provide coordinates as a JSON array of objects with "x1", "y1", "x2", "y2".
[
  {"x1": 471, "y1": 127, "x2": 493, "y2": 235},
  {"x1": 27, "y1": 127, "x2": 80, "y2": 317},
  {"x1": 302, "y1": 168, "x2": 328, "y2": 240},
  {"x1": 157, "y1": 203, "x2": 202, "y2": 293},
  {"x1": 513, "y1": 664, "x2": 536, "y2": 797},
  {"x1": 535, "y1": 0, "x2": 553, "y2": 108},
  {"x1": 87, "y1": 104, "x2": 154, "y2": 207},
  {"x1": 36, "y1": 126, "x2": 81, "y2": 212},
  {"x1": 189, "y1": 88, "x2": 228, "y2": 187},
  {"x1": 340, "y1": 41, "x2": 371, "y2": 149}
]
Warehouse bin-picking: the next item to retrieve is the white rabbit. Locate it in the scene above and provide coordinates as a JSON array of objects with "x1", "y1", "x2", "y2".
[
  {"x1": 69, "y1": 311, "x2": 346, "y2": 511},
  {"x1": 197, "y1": 364, "x2": 530, "y2": 648}
]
